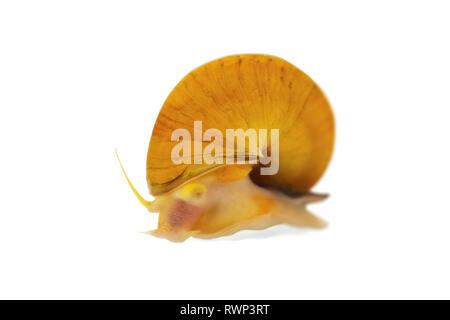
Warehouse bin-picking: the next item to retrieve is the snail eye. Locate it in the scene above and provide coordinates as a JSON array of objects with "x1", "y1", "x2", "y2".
[{"x1": 176, "y1": 183, "x2": 207, "y2": 200}]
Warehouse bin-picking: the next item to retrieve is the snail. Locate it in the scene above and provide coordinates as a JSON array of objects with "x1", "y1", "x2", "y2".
[{"x1": 117, "y1": 54, "x2": 334, "y2": 242}]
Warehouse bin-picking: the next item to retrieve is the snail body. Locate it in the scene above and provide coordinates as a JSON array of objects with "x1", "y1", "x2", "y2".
[{"x1": 119, "y1": 54, "x2": 334, "y2": 242}]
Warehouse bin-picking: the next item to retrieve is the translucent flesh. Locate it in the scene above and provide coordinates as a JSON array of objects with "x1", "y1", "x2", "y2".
[{"x1": 146, "y1": 166, "x2": 327, "y2": 242}]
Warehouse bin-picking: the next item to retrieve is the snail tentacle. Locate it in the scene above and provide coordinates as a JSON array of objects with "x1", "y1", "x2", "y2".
[{"x1": 115, "y1": 149, "x2": 158, "y2": 212}]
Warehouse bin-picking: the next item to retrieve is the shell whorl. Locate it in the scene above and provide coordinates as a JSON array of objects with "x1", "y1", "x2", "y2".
[{"x1": 147, "y1": 54, "x2": 334, "y2": 195}]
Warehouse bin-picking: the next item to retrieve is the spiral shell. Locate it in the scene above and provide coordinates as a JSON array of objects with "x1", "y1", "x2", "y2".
[{"x1": 147, "y1": 54, "x2": 334, "y2": 196}]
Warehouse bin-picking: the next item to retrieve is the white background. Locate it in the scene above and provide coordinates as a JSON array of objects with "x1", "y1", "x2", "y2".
[{"x1": 1, "y1": 1, "x2": 449, "y2": 299}]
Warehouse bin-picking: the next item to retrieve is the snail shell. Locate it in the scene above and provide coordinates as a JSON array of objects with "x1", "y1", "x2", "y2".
[{"x1": 120, "y1": 54, "x2": 334, "y2": 242}]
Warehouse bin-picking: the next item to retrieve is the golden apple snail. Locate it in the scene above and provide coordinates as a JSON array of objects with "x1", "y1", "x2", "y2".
[{"x1": 117, "y1": 54, "x2": 334, "y2": 242}]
